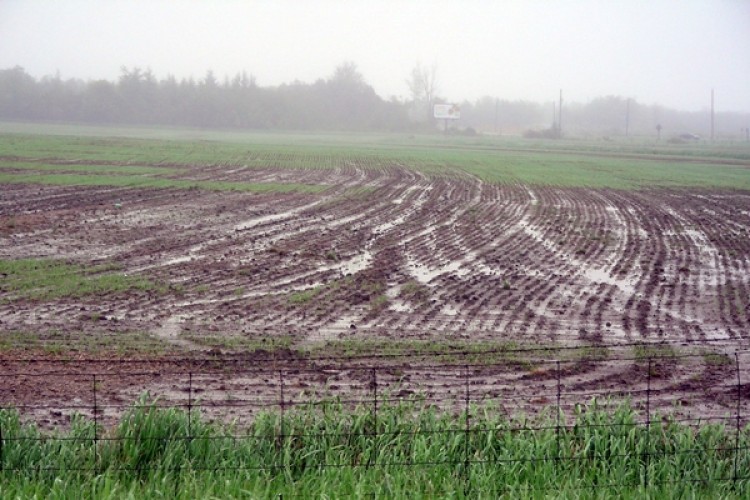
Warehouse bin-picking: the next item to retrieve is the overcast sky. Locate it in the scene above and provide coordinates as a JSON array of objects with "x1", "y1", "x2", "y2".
[{"x1": 1, "y1": 0, "x2": 748, "y2": 112}]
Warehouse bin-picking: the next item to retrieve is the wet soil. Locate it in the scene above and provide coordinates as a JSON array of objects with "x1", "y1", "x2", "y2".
[{"x1": 2, "y1": 162, "x2": 750, "y2": 425}]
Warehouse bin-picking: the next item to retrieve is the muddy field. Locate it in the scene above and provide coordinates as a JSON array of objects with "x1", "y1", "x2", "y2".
[{"x1": 2, "y1": 159, "x2": 750, "y2": 424}]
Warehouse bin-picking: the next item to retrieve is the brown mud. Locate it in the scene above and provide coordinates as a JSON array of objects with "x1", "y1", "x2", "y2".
[{"x1": 2, "y1": 163, "x2": 750, "y2": 425}]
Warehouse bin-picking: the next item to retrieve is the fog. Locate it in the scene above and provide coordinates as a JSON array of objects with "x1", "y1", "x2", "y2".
[{"x1": 1, "y1": 0, "x2": 748, "y2": 113}]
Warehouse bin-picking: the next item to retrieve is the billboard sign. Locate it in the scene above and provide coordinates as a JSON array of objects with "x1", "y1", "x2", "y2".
[{"x1": 434, "y1": 104, "x2": 460, "y2": 120}]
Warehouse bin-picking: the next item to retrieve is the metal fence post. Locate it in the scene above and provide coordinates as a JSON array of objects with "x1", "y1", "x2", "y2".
[
  {"x1": 371, "y1": 367, "x2": 378, "y2": 469},
  {"x1": 188, "y1": 372, "x2": 193, "y2": 463},
  {"x1": 93, "y1": 373, "x2": 99, "y2": 475},
  {"x1": 734, "y1": 352, "x2": 742, "y2": 487},
  {"x1": 279, "y1": 369, "x2": 285, "y2": 470},
  {"x1": 556, "y1": 360, "x2": 561, "y2": 476},
  {"x1": 464, "y1": 364, "x2": 471, "y2": 493},
  {"x1": 644, "y1": 357, "x2": 651, "y2": 489}
]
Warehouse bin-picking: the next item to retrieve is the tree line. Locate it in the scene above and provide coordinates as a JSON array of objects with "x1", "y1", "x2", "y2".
[
  {"x1": 0, "y1": 64, "x2": 408, "y2": 131},
  {"x1": 459, "y1": 95, "x2": 749, "y2": 139},
  {"x1": 1, "y1": 64, "x2": 747, "y2": 138}
]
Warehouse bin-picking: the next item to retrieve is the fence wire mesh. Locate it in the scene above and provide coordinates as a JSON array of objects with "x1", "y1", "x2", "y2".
[{"x1": 1, "y1": 346, "x2": 749, "y2": 495}]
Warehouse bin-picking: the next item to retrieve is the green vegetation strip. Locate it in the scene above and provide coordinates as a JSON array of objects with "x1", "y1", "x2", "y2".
[
  {"x1": 0, "y1": 330, "x2": 166, "y2": 355},
  {"x1": 2, "y1": 129, "x2": 750, "y2": 190},
  {"x1": 0, "y1": 160, "x2": 179, "y2": 176},
  {"x1": 0, "y1": 259, "x2": 159, "y2": 301},
  {"x1": 179, "y1": 332, "x2": 294, "y2": 351},
  {"x1": 0, "y1": 399, "x2": 747, "y2": 498},
  {"x1": 306, "y1": 338, "x2": 531, "y2": 364},
  {"x1": 0, "y1": 172, "x2": 325, "y2": 193}
]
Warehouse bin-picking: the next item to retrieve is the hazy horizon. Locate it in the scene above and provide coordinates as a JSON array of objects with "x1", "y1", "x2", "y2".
[{"x1": 1, "y1": 0, "x2": 749, "y2": 113}]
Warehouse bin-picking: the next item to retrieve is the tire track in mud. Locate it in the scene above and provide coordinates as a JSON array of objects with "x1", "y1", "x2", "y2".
[
  {"x1": 142, "y1": 166, "x2": 437, "y2": 342},
  {"x1": 2, "y1": 163, "x2": 750, "y2": 363},
  {"x1": 4, "y1": 158, "x2": 750, "y2": 425}
]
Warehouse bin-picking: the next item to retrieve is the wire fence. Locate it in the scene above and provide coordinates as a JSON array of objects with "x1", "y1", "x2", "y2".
[{"x1": 1, "y1": 345, "x2": 749, "y2": 495}]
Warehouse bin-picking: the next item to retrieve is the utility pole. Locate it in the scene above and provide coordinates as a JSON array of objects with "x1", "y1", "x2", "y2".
[
  {"x1": 494, "y1": 98, "x2": 499, "y2": 134},
  {"x1": 711, "y1": 89, "x2": 715, "y2": 141},
  {"x1": 625, "y1": 98, "x2": 630, "y2": 137},
  {"x1": 553, "y1": 102, "x2": 557, "y2": 129},
  {"x1": 558, "y1": 89, "x2": 563, "y2": 136}
]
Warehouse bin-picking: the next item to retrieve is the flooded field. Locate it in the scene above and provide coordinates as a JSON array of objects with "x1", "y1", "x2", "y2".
[{"x1": 2, "y1": 130, "x2": 750, "y2": 424}]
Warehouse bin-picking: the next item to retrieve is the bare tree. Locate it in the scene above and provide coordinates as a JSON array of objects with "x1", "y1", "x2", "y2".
[{"x1": 406, "y1": 62, "x2": 439, "y2": 122}]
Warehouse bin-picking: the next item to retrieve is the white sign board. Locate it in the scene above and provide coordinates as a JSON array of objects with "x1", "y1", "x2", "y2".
[{"x1": 434, "y1": 104, "x2": 460, "y2": 120}]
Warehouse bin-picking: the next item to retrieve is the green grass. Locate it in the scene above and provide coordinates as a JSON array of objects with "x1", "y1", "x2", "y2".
[
  {"x1": 2, "y1": 124, "x2": 750, "y2": 190},
  {"x1": 0, "y1": 160, "x2": 180, "y2": 176},
  {"x1": 0, "y1": 330, "x2": 167, "y2": 354},
  {"x1": 368, "y1": 294, "x2": 390, "y2": 314},
  {"x1": 178, "y1": 332, "x2": 294, "y2": 351},
  {"x1": 302, "y1": 339, "x2": 615, "y2": 367},
  {"x1": 288, "y1": 286, "x2": 323, "y2": 305},
  {"x1": 0, "y1": 172, "x2": 325, "y2": 193},
  {"x1": 633, "y1": 344, "x2": 678, "y2": 360},
  {"x1": 457, "y1": 151, "x2": 750, "y2": 189},
  {"x1": 0, "y1": 398, "x2": 747, "y2": 498},
  {"x1": 306, "y1": 338, "x2": 535, "y2": 365},
  {"x1": 0, "y1": 258, "x2": 160, "y2": 301},
  {"x1": 399, "y1": 280, "x2": 430, "y2": 303}
]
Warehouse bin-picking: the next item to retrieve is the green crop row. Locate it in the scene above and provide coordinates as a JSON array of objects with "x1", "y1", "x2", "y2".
[
  {"x1": 0, "y1": 172, "x2": 326, "y2": 193},
  {"x1": 3, "y1": 128, "x2": 750, "y2": 190},
  {"x1": 0, "y1": 160, "x2": 179, "y2": 176},
  {"x1": 0, "y1": 259, "x2": 159, "y2": 301}
]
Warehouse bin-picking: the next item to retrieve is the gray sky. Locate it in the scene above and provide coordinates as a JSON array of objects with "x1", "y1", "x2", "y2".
[{"x1": 1, "y1": 0, "x2": 748, "y2": 111}]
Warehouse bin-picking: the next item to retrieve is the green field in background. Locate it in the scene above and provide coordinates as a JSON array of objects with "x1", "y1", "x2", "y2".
[{"x1": 1, "y1": 121, "x2": 749, "y2": 190}]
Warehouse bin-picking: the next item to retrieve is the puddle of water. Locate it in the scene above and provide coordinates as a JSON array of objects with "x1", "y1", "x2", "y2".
[
  {"x1": 392, "y1": 185, "x2": 420, "y2": 205},
  {"x1": 234, "y1": 199, "x2": 322, "y2": 231},
  {"x1": 583, "y1": 268, "x2": 637, "y2": 296},
  {"x1": 520, "y1": 216, "x2": 638, "y2": 297},
  {"x1": 406, "y1": 257, "x2": 469, "y2": 284},
  {"x1": 441, "y1": 304, "x2": 459, "y2": 316},
  {"x1": 389, "y1": 299, "x2": 412, "y2": 313},
  {"x1": 339, "y1": 251, "x2": 373, "y2": 275},
  {"x1": 521, "y1": 223, "x2": 558, "y2": 253},
  {"x1": 162, "y1": 255, "x2": 194, "y2": 266},
  {"x1": 525, "y1": 186, "x2": 538, "y2": 204},
  {"x1": 152, "y1": 315, "x2": 201, "y2": 350},
  {"x1": 373, "y1": 216, "x2": 408, "y2": 234},
  {"x1": 310, "y1": 314, "x2": 359, "y2": 343}
]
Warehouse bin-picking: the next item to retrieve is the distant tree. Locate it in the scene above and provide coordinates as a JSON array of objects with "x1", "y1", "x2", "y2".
[
  {"x1": 330, "y1": 61, "x2": 366, "y2": 88},
  {"x1": 406, "y1": 62, "x2": 439, "y2": 124},
  {"x1": 0, "y1": 66, "x2": 37, "y2": 119},
  {"x1": 456, "y1": 96, "x2": 546, "y2": 134},
  {"x1": 83, "y1": 80, "x2": 119, "y2": 122},
  {"x1": 7, "y1": 65, "x2": 743, "y2": 136}
]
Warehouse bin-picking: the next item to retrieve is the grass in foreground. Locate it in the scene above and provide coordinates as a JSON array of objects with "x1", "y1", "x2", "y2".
[{"x1": 0, "y1": 398, "x2": 747, "y2": 498}]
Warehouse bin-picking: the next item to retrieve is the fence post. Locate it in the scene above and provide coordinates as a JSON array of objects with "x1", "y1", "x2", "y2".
[
  {"x1": 370, "y1": 367, "x2": 377, "y2": 469},
  {"x1": 734, "y1": 352, "x2": 741, "y2": 488},
  {"x1": 644, "y1": 357, "x2": 651, "y2": 489},
  {"x1": 556, "y1": 360, "x2": 561, "y2": 476},
  {"x1": 93, "y1": 374, "x2": 99, "y2": 475},
  {"x1": 279, "y1": 369, "x2": 285, "y2": 471},
  {"x1": 188, "y1": 372, "x2": 192, "y2": 463},
  {"x1": 464, "y1": 364, "x2": 471, "y2": 493}
]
